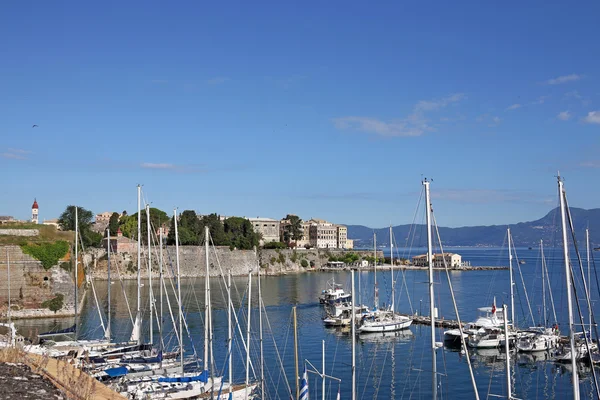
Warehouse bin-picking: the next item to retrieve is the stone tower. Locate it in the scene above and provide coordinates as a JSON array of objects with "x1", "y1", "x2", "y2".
[{"x1": 31, "y1": 198, "x2": 39, "y2": 224}]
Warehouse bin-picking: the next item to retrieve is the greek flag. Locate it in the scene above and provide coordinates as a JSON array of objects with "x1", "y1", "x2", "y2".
[{"x1": 299, "y1": 365, "x2": 309, "y2": 400}]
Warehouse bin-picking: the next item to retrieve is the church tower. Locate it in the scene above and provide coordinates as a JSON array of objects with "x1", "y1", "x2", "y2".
[{"x1": 31, "y1": 199, "x2": 39, "y2": 224}]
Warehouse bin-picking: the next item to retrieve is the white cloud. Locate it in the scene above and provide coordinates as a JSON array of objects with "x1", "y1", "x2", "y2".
[
  {"x1": 141, "y1": 163, "x2": 176, "y2": 169},
  {"x1": 580, "y1": 161, "x2": 600, "y2": 168},
  {"x1": 531, "y1": 95, "x2": 549, "y2": 105},
  {"x1": 583, "y1": 111, "x2": 600, "y2": 124},
  {"x1": 333, "y1": 93, "x2": 466, "y2": 137},
  {"x1": 557, "y1": 111, "x2": 571, "y2": 121},
  {"x1": 506, "y1": 104, "x2": 521, "y2": 111},
  {"x1": 1, "y1": 148, "x2": 30, "y2": 160},
  {"x1": 545, "y1": 74, "x2": 582, "y2": 85}
]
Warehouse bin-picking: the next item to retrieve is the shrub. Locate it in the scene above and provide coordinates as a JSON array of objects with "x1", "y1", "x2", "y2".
[
  {"x1": 278, "y1": 253, "x2": 286, "y2": 264},
  {"x1": 42, "y1": 293, "x2": 64, "y2": 313},
  {"x1": 301, "y1": 259, "x2": 309, "y2": 268},
  {"x1": 270, "y1": 257, "x2": 277, "y2": 265},
  {"x1": 20, "y1": 241, "x2": 70, "y2": 270},
  {"x1": 263, "y1": 241, "x2": 287, "y2": 250},
  {"x1": 290, "y1": 250, "x2": 298, "y2": 263}
]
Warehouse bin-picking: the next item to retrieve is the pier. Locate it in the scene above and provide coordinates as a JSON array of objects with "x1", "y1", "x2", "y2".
[{"x1": 402, "y1": 313, "x2": 464, "y2": 329}]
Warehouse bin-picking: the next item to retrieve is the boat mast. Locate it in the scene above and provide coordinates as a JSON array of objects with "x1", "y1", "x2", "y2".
[
  {"x1": 322, "y1": 340, "x2": 326, "y2": 400},
  {"x1": 374, "y1": 232, "x2": 378, "y2": 310},
  {"x1": 351, "y1": 270, "x2": 356, "y2": 400},
  {"x1": 75, "y1": 206, "x2": 78, "y2": 340},
  {"x1": 106, "y1": 229, "x2": 111, "y2": 341},
  {"x1": 258, "y1": 251, "x2": 265, "y2": 398},
  {"x1": 228, "y1": 269, "x2": 233, "y2": 398},
  {"x1": 294, "y1": 306, "x2": 299, "y2": 400},
  {"x1": 503, "y1": 304, "x2": 512, "y2": 400},
  {"x1": 159, "y1": 227, "x2": 164, "y2": 368},
  {"x1": 390, "y1": 225, "x2": 394, "y2": 313},
  {"x1": 558, "y1": 175, "x2": 579, "y2": 400},
  {"x1": 204, "y1": 225, "x2": 210, "y2": 373},
  {"x1": 7, "y1": 249, "x2": 11, "y2": 339},
  {"x1": 541, "y1": 240, "x2": 546, "y2": 327},
  {"x1": 245, "y1": 267, "x2": 252, "y2": 400},
  {"x1": 424, "y1": 178, "x2": 437, "y2": 399},
  {"x1": 508, "y1": 228, "x2": 515, "y2": 327},
  {"x1": 174, "y1": 208, "x2": 184, "y2": 373},
  {"x1": 587, "y1": 228, "x2": 592, "y2": 333},
  {"x1": 146, "y1": 205, "x2": 153, "y2": 345},
  {"x1": 136, "y1": 185, "x2": 142, "y2": 345}
]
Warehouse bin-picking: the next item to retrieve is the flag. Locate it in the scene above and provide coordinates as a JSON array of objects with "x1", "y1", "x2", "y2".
[
  {"x1": 299, "y1": 365, "x2": 309, "y2": 400},
  {"x1": 491, "y1": 297, "x2": 496, "y2": 315}
]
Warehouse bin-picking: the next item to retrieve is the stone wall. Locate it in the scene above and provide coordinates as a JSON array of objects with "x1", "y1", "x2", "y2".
[
  {"x1": 0, "y1": 245, "x2": 77, "y2": 319},
  {"x1": 0, "y1": 229, "x2": 39, "y2": 237},
  {"x1": 89, "y1": 246, "x2": 383, "y2": 279}
]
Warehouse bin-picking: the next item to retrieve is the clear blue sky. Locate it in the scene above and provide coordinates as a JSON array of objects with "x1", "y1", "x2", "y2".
[{"x1": 1, "y1": 1, "x2": 599, "y2": 228}]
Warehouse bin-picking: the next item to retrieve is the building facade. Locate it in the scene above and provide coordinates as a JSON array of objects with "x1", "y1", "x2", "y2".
[
  {"x1": 248, "y1": 217, "x2": 280, "y2": 245},
  {"x1": 103, "y1": 228, "x2": 138, "y2": 253},
  {"x1": 336, "y1": 225, "x2": 348, "y2": 249},
  {"x1": 412, "y1": 253, "x2": 462, "y2": 268}
]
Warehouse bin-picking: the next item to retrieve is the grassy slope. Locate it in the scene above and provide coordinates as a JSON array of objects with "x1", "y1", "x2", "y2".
[{"x1": 0, "y1": 223, "x2": 73, "y2": 245}]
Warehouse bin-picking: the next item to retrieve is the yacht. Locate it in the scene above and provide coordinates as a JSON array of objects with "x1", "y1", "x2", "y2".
[
  {"x1": 515, "y1": 327, "x2": 560, "y2": 352},
  {"x1": 357, "y1": 308, "x2": 413, "y2": 333},
  {"x1": 318, "y1": 278, "x2": 351, "y2": 305},
  {"x1": 444, "y1": 303, "x2": 505, "y2": 345}
]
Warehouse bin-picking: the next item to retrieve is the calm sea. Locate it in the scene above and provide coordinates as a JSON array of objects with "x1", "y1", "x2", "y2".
[{"x1": 15, "y1": 246, "x2": 600, "y2": 399}]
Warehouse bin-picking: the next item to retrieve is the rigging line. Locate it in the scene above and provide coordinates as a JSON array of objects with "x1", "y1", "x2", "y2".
[
  {"x1": 432, "y1": 211, "x2": 480, "y2": 400},
  {"x1": 563, "y1": 198, "x2": 600, "y2": 397},
  {"x1": 77, "y1": 232, "x2": 107, "y2": 336},
  {"x1": 512, "y1": 245, "x2": 535, "y2": 326},
  {"x1": 392, "y1": 232, "x2": 414, "y2": 314},
  {"x1": 542, "y1": 245, "x2": 558, "y2": 325},
  {"x1": 112, "y1": 254, "x2": 134, "y2": 326}
]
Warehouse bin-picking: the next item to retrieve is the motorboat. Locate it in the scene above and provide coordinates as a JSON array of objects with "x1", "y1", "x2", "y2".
[
  {"x1": 444, "y1": 302, "x2": 505, "y2": 345},
  {"x1": 516, "y1": 327, "x2": 560, "y2": 352},
  {"x1": 318, "y1": 278, "x2": 351, "y2": 305}
]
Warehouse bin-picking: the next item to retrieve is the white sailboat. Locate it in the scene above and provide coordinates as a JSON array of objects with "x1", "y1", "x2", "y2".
[{"x1": 358, "y1": 229, "x2": 412, "y2": 333}]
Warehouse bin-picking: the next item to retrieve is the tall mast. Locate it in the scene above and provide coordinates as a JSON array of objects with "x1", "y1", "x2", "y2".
[
  {"x1": 204, "y1": 225, "x2": 210, "y2": 373},
  {"x1": 228, "y1": 269, "x2": 233, "y2": 398},
  {"x1": 136, "y1": 185, "x2": 142, "y2": 344},
  {"x1": 174, "y1": 208, "x2": 184, "y2": 373},
  {"x1": 74, "y1": 206, "x2": 78, "y2": 340},
  {"x1": 7, "y1": 249, "x2": 11, "y2": 329},
  {"x1": 159, "y1": 227, "x2": 164, "y2": 368},
  {"x1": 541, "y1": 240, "x2": 546, "y2": 326},
  {"x1": 258, "y1": 251, "x2": 265, "y2": 398},
  {"x1": 245, "y1": 267, "x2": 252, "y2": 400},
  {"x1": 321, "y1": 340, "x2": 326, "y2": 400},
  {"x1": 503, "y1": 304, "x2": 512, "y2": 400},
  {"x1": 508, "y1": 228, "x2": 515, "y2": 327},
  {"x1": 423, "y1": 178, "x2": 437, "y2": 399},
  {"x1": 293, "y1": 306, "x2": 299, "y2": 400},
  {"x1": 390, "y1": 225, "x2": 394, "y2": 313},
  {"x1": 146, "y1": 205, "x2": 153, "y2": 345},
  {"x1": 587, "y1": 228, "x2": 592, "y2": 332},
  {"x1": 374, "y1": 232, "x2": 378, "y2": 310},
  {"x1": 106, "y1": 229, "x2": 111, "y2": 341},
  {"x1": 351, "y1": 270, "x2": 356, "y2": 400},
  {"x1": 558, "y1": 175, "x2": 579, "y2": 400}
]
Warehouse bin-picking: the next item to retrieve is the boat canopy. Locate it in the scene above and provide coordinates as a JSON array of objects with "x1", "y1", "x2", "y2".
[{"x1": 158, "y1": 370, "x2": 208, "y2": 383}]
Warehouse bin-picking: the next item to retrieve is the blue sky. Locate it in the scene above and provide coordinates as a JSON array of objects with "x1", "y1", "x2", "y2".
[{"x1": 1, "y1": 1, "x2": 599, "y2": 228}]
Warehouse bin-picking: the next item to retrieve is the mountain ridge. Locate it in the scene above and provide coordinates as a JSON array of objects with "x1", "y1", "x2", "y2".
[{"x1": 347, "y1": 207, "x2": 600, "y2": 247}]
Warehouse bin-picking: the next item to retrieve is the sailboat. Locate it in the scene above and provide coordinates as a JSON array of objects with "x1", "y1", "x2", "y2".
[{"x1": 358, "y1": 231, "x2": 412, "y2": 333}]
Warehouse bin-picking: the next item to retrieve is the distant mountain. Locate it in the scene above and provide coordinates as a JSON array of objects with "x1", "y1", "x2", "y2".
[{"x1": 348, "y1": 207, "x2": 600, "y2": 248}]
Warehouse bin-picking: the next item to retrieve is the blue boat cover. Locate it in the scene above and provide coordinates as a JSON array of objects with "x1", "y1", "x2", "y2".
[
  {"x1": 158, "y1": 370, "x2": 208, "y2": 383},
  {"x1": 105, "y1": 366, "x2": 128, "y2": 378}
]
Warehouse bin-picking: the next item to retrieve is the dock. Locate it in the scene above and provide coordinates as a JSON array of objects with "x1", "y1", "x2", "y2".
[{"x1": 402, "y1": 313, "x2": 464, "y2": 329}]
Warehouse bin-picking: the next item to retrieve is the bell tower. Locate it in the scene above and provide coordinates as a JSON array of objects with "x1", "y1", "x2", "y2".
[{"x1": 31, "y1": 198, "x2": 39, "y2": 224}]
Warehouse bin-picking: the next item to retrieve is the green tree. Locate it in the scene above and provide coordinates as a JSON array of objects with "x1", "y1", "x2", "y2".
[
  {"x1": 58, "y1": 205, "x2": 101, "y2": 247},
  {"x1": 108, "y1": 212, "x2": 120, "y2": 236},
  {"x1": 224, "y1": 217, "x2": 259, "y2": 250},
  {"x1": 201, "y1": 213, "x2": 227, "y2": 245},
  {"x1": 119, "y1": 207, "x2": 169, "y2": 244},
  {"x1": 283, "y1": 214, "x2": 303, "y2": 243}
]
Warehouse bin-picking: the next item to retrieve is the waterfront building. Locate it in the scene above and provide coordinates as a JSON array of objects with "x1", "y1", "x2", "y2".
[
  {"x1": 31, "y1": 199, "x2": 39, "y2": 224},
  {"x1": 336, "y1": 225, "x2": 348, "y2": 249},
  {"x1": 309, "y1": 219, "x2": 337, "y2": 249},
  {"x1": 412, "y1": 253, "x2": 462, "y2": 268},
  {"x1": 248, "y1": 217, "x2": 280, "y2": 245},
  {"x1": 345, "y1": 239, "x2": 354, "y2": 249}
]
